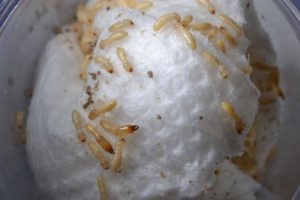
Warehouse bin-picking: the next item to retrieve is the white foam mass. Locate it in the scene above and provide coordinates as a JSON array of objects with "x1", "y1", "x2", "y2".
[{"x1": 27, "y1": 1, "x2": 260, "y2": 199}]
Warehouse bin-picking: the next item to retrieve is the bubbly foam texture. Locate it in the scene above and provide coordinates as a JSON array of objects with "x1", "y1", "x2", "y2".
[{"x1": 27, "y1": 1, "x2": 261, "y2": 199}]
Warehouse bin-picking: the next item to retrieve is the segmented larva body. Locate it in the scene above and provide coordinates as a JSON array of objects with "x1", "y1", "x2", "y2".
[
  {"x1": 175, "y1": 23, "x2": 197, "y2": 50},
  {"x1": 135, "y1": 2, "x2": 153, "y2": 10},
  {"x1": 253, "y1": 62, "x2": 285, "y2": 99},
  {"x1": 80, "y1": 27, "x2": 97, "y2": 55},
  {"x1": 88, "y1": 141, "x2": 110, "y2": 169},
  {"x1": 191, "y1": 22, "x2": 213, "y2": 32},
  {"x1": 271, "y1": 67, "x2": 285, "y2": 99},
  {"x1": 98, "y1": 175, "x2": 108, "y2": 200},
  {"x1": 16, "y1": 111, "x2": 27, "y2": 144},
  {"x1": 100, "y1": 120, "x2": 139, "y2": 138},
  {"x1": 117, "y1": 47, "x2": 133, "y2": 72},
  {"x1": 181, "y1": 15, "x2": 193, "y2": 28},
  {"x1": 116, "y1": 125, "x2": 139, "y2": 137},
  {"x1": 109, "y1": 19, "x2": 134, "y2": 32},
  {"x1": 202, "y1": 51, "x2": 219, "y2": 67},
  {"x1": 89, "y1": 100, "x2": 118, "y2": 120},
  {"x1": 80, "y1": 55, "x2": 92, "y2": 82},
  {"x1": 219, "y1": 14, "x2": 244, "y2": 37},
  {"x1": 112, "y1": 139, "x2": 126, "y2": 172},
  {"x1": 94, "y1": 1, "x2": 119, "y2": 11},
  {"x1": 94, "y1": 56, "x2": 114, "y2": 73},
  {"x1": 85, "y1": 124, "x2": 114, "y2": 154},
  {"x1": 100, "y1": 120, "x2": 116, "y2": 136},
  {"x1": 202, "y1": 51, "x2": 228, "y2": 79},
  {"x1": 221, "y1": 102, "x2": 245, "y2": 134},
  {"x1": 201, "y1": 26, "x2": 219, "y2": 40},
  {"x1": 215, "y1": 40, "x2": 226, "y2": 53},
  {"x1": 16, "y1": 111, "x2": 25, "y2": 129},
  {"x1": 71, "y1": 110, "x2": 87, "y2": 142},
  {"x1": 117, "y1": 0, "x2": 137, "y2": 8},
  {"x1": 220, "y1": 27, "x2": 238, "y2": 47},
  {"x1": 197, "y1": 0, "x2": 216, "y2": 15},
  {"x1": 242, "y1": 65, "x2": 253, "y2": 75},
  {"x1": 218, "y1": 64, "x2": 229, "y2": 79},
  {"x1": 76, "y1": 4, "x2": 90, "y2": 24},
  {"x1": 153, "y1": 12, "x2": 181, "y2": 32},
  {"x1": 99, "y1": 31, "x2": 129, "y2": 49}
]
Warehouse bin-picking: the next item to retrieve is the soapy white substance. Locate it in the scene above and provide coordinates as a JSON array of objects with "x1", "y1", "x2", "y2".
[{"x1": 27, "y1": 1, "x2": 261, "y2": 199}]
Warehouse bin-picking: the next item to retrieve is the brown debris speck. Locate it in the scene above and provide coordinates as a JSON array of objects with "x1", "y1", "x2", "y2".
[
  {"x1": 93, "y1": 83, "x2": 99, "y2": 92},
  {"x1": 214, "y1": 169, "x2": 220, "y2": 176},
  {"x1": 25, "y1": 88, "x2": 33, "y2": 98},
  {"x1": 89, "y1": 73, "x2": 98, "y2": 80},
  {"x1": 83, "y1": 86, "x2": 94, "y2": 109},
  {"x1": 147, "y1": 71, "x2": 154, "y2": 78},
  {"x1": 106, "y1": 6, "x2": 111, "y2": 11},
  {"x1": 157, "y1": 114, "x2": 162, "y2": 120},
  {"x1": 52, "y1": 26, "x2": 63, "y2": 34},
  {"x1": 16, "y1": 111, "x2": 27, "y2": 144},
  {"x1": 160, "y1": 171, "x2": 166, "y2": 178}
]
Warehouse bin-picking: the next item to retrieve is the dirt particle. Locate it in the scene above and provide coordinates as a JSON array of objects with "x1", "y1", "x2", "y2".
[
  {"x1": 25, "y1": 88, "x2": 33, "y2": 98},
  {"x1": 8, "y1": 77, "x2": 14, "y2": 86},
  {"x1": 246, "y1": 2, "x2": 250, "y2": 9},
  {"x1": 214, "y1": 169, "x2": 220, "y2": 176},
  {"x1": 89, "y1": 73, "x2": 97, "y2": 80},
  {"x1": 147, "y1": 71, "x2": 154, "y2": 78},
  {"x1": 52, "y1": 26, "x2": 63, "y2": 34},
  {"x1": 160, "y1": 172, "x2": 166, "y2": 178},
  {"x1": 83, "y1": 86, "x2": 94, "y2": 109},
  {"x1": 157, "y1": 114, "x2": 162, "y2": 120}
]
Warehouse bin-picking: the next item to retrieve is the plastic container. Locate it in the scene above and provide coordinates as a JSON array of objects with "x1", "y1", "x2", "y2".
[{"x1": 0, "y1": 0, "x2": 299, "y2": 199}]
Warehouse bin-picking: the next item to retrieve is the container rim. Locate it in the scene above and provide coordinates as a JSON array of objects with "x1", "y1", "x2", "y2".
[
  {"x1": 0, "y1": 0, "x2": 21, "y2": 33},
  {"x1": 0, "y1": 0, "x2": 300, "y2": 35},
  {"x1": 275, "y1": 0, "x2": 300, "y2": 40}
]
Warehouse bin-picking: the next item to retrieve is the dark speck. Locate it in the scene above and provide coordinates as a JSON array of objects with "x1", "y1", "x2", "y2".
[
  {"x1": 147, "y1": 71, "x2": 154, "y2": 78},
  {"x1": 157, "y1": 114, "x2": 162, "y2": 120},
  {"x1": 246, "y1": 2, "x2": 250, "y2": 9},
  {"x1": 199, "y1": 116, "x2": 204, "y2": 120},
  {"x1": 35, "y1": 10, "x2": 42, "y2": 20},
  {"x1": 106, "y1": 6, "x2": 111, "y2": 11},
  {"x1": 160, "y1": 172, "x2": 166, "y2": 178},
  {"x1": 8, "y1": 77, "x2": 14, "y2": 86},
  {"x1": 28, "y1": 25, "x2": 34, "y2": 32},
  {"x1": 52, "y1": 26, "x2": 63, "y2": 34},
  {"x1": 89, "y1": 73, "x2": 97, "y2": 80},
  {"x1": 25, "y1": 88, "x2": 33, "y2": 98},
  {"x1": 214, "y1": 169, "x2": 220, "y2": 176}
]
